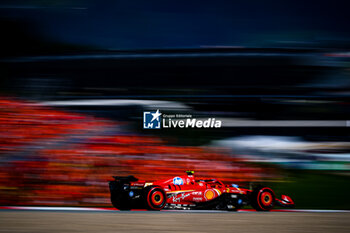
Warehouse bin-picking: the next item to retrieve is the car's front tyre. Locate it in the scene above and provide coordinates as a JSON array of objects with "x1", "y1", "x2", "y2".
[{"x1": 251, "y1": 186, "x2": 275, "y2": 211}]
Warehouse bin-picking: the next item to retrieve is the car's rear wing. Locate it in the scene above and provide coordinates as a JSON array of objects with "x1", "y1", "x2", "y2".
[{"x1": 112, "y1": 175, "x2": 138, "y2": 182}]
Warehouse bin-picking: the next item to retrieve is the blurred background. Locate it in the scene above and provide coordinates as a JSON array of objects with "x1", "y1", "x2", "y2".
[{"x1": 1, "y1": 0, "x2": 350, "y2": 210}]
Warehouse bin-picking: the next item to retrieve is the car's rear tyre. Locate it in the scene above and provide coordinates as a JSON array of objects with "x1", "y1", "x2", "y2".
[
  {"x1": 145, "y1": 186, "x2": 167, "y2": 210},
  {"x1": 109, "y1": 181, "x2": 131, "y2": 210},
  {"x1": 110, "y1": 193, "x2": 132, "y2": 210},
  {"x1": 251, "y1": 187, "x2": 275, "y2": 211}
]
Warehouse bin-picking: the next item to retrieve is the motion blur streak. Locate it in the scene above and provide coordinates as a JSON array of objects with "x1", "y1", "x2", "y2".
[
  {"x1": 1, "y1": 0, "x2": 350, "y2": 213},
  {"x1": 0, "y1": 98, "x2": 274, "y2": 206},
  {"x1": 0, "y1": 1, "x2": 350, "y2": 233}
]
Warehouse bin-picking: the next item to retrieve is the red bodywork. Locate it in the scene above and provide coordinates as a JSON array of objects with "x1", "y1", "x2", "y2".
[{"x1": 129, "y1": 173, "x2": 294, "y2": 209}]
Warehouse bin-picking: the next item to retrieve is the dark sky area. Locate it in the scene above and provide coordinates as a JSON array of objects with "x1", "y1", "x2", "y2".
[{"x1": 0, "y1": 0, "x2": 350, "y2": 50}]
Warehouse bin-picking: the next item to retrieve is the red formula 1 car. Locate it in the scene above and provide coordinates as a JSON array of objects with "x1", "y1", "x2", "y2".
[{"x1": 109, "y1": 171, "x2": 294, "y2": 211}]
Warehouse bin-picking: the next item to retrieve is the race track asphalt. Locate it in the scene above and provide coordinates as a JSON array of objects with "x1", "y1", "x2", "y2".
[{"x1": 1, "y1": 210, "x2": 350, "y2": 233}]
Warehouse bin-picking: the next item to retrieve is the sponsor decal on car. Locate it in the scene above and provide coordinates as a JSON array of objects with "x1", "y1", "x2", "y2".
[
  {"x1": 144, "y1": 182, "x2": 153, "y2": 187},
  {"x1": 192, "y1": 191, "x2": 203, "y2": 195},
  {"x1": 173, "y1": 193, "x2": 190, "y2": 202},
  {"x1": 204, "y1": 190, "x2": 215, "y2": 200},
  {"x1": 173, "y1": 177, "x2": 184, "y2": 185}
]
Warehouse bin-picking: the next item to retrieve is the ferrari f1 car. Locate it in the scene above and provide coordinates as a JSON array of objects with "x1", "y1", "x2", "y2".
[{"x1": 109, "y1": 171, "x2": 294, "y2": 211}]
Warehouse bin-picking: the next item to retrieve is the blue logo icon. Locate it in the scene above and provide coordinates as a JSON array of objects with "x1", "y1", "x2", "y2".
[
  {"x1": 129, "y1": 191, "x2": 134, "y2": 197},
  {"x1": 173, "y1": 177, "x2": 184, "y2": 185},
  {"x1": 143, "y1": 110, "x2": 162, "y2": 129}
]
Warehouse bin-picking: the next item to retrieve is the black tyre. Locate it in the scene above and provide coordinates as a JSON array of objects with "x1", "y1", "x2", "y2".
[
  {"x1": 109, "y1": 181, "x2": 131, "y2": 210},
  {"x1": 110, "y1": 193, "x2": 131, "y2": 210},
  {"x1": 251, "y1": 186, "x2": 275, "y2": 211},
  {"x1": 144, "y1": 186, "x2": 167, "y2": 210}
]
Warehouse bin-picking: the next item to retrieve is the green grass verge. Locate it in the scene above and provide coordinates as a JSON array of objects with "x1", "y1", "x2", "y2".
[{"x1": 265, "y1": 171, "x2": 350, "y2": 210}]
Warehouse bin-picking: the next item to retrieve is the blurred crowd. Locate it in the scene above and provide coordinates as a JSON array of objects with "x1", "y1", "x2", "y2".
[{"x1": 0, "y1": 98, "x2": 277, "y2": 206}]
